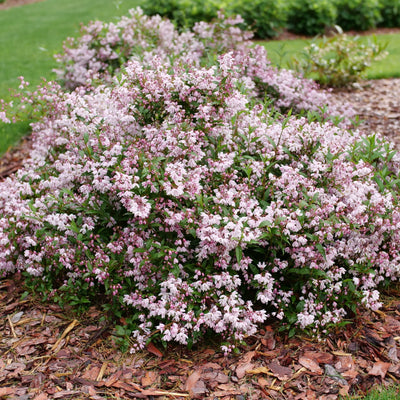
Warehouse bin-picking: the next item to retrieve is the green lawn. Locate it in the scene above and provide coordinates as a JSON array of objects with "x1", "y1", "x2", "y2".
[
  {"x1": 0, "y1": 0, "x2": 142, "y2": 99},
  {"x1": 0, "y1": 0, "x2": 141, "y2": 154},
  {"x1": 1, "y1": 0, "x2": 400, "y2": 154},
  {"x1": 345, "y1": 385, "x2": 400, "y2": 400},
  {"x1": 261, "y1": 33, "x2": 400, "y2": 79}
]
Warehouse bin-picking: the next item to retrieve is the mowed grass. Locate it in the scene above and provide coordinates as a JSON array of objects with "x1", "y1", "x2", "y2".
[
  {"x1": 0, "y1": 0, "x2": 141, "y2": 154},
  {"x1": 1, "y1": 0, "x2": 400, "y2": 154},
  {"x1": 344, "y1": 385, "x2": 400, "y2": 400},
  {"x1": 261, "y1": 33, "x2": 400, "y2": 79}
]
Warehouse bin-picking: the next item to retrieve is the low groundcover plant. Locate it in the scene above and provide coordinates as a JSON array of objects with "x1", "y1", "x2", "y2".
[{"x1": 1, "y1": 9, "x2": 400, "y2": 351}]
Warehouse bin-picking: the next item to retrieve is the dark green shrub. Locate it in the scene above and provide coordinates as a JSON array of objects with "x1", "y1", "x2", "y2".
[
  {"x1": 230, "y1": 0, "x2": 288, "y2": 38},
  {"x1": 378, "y1": 0, "x2": 400, "y2": 27},
  {"x1": 335, "y1": 0, "x2": 382, "y2": 31},
  {"x1": 287, "y1": 0, "x2": 337, "y2": 36},
  {"x1": 141, "y1": 0, "x2": 221, "y2": 29}
]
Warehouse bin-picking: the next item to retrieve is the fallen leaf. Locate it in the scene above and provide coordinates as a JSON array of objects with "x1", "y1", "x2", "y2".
[
  {"x1": 32, "y1": 394, "x2": 48, "y2": 400},
  {"x1": 334, "y1": 355, "x2": 355, "y2": 373},
  {"x1": 185, "y1": 370, "x2": 202, "y2": 394},
  {"x1": 257, "y1": 376, "x2": 269, "y2": 388},
  {"x1": 303, "y1": 351, "x2": 334, "y2": 364},
  {"x1": 261, "y1": 327, "x2": 276, "y2": 350},
  {"x1": 0, "y1": 387, "x2": 17, "y2": 396},
  {"x1": 267, "y1": 362, "x2": 293, "y2": 380},
  {"x1": 16, "y1": 346, "x2": 36, "y2": 356},
  {"x1": 202, "y1": 362, "x2": 222, "y2": 370},
  {"x1": 324, "y1": 364, "x2": 347, "y2": 385},
  {"x1": 201, "y1": 371, "x2": 229, "y2": 384},
  {"x1": 368, "y1": 361, "x2": 391, "y2": 379},
  {"x1": 388, "y1": 364, "x2": 400, "y2": 377},
  {"x1": 388, "y1": 346, "x2": 399, "y2": 362},
  {"x1": 342, "y1": 369, "x2": 359, "y2": 379},
  {"x1": 235, "y1": 362, "x2": 254, "y2": 380},
  {"x1": 82, "y1": 366, "x2": 101, "y2": 381},
  {"x1": 246, "y1": 367, "x2": 273, "y2": 376},
  {"x1": 147, "y1": 342, "x2": 163, "y2": 358},
  {"x1": 298, "y1": 356, "x2": 323, "y2": 375},
  {"x1": 11, "y1": 311, "x2": 24, "y2": 324},
  {"x1": 188, "y1": 379, "x2": 208, "y2": 398},
  {"x1": 339, "y1": 385, "x2": 350, "y2": 397},
  {"x1": 141, "y1": 370, "x2": 157, "y2": 387},
  {"x1": 241, "y1": 351, "x2": 257, "y2": 364},
  {"x1": 111, "y1": 381, "x2": 143, "y2": 392},
  {"x1": 295, "y1": 389, "x2": 317, "y2": 400},
  {"x1": 385, "y1": 316, "x2": 400, "y2": 333},
  {"x1": 104, "y1": 370, "x2": 122, "y2": 387}
]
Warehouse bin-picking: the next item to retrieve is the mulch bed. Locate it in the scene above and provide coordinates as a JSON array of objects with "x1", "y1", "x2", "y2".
[{"x1": 2, "y1": 274, "x2": 400, "y2": 399}]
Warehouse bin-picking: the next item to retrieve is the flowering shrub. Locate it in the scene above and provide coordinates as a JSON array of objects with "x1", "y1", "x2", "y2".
[
  {"x1": 54, "y1": 8, "x2": 354, "y2": 123},
  {"x1": 1, "y1": 10, "x2": 400, "y2": 350},
  {"x1": 291, "y1": 30, "x2": 388, "y2": 88}
]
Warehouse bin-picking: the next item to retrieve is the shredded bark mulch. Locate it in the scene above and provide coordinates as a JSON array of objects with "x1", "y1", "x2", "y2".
[
  {"x1": 2, "y1": 274, "x2": 400, "y2": 399},
  {"x1": 329, "y1": 78, "x2": 400, "y2": 149}
]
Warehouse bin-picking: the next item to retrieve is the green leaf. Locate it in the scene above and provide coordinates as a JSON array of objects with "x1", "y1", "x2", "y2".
[
  {"x1": 316, "y1": 243, "x2": 326, "y2": 260},
  {"x1": 235, "y1": 246, "x2": 243, "y2": 263}
]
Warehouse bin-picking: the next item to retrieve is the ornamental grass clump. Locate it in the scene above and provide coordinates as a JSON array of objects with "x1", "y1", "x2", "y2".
[{"x1": 1, "y1": 10, "x2": 400, "y2": 351}]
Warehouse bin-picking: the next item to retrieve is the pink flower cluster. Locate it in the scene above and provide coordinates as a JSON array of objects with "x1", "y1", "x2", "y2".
[
  {"x1": 54, "y1": 8, "x2": 354, "y2": 122},
  {"x1": 1, "y1": 10, "x2": 400, "y2": 349}
]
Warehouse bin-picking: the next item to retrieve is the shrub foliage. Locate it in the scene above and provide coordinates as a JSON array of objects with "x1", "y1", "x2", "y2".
[
  {"x1": 1, "y1": 9, "x2": 400, "y2": 350},
  {"x1": 291, "y1": 29, "x2": 388, "y2": 87},
  {"x1": 378, "y1": 0, "x2": 400, "y2": 28},
  {"x1": 230, "y1": 0, "x2": 288, "y2": 38},
  {"x1": 139, "y1": 0, "x2": 400, "y2": 37},
  {"x1": 334, "y1": 0, "x2": 382, "y2": 31},
  {"x1": 286, "y1": 0, "x2": 337, "y2": 36}
]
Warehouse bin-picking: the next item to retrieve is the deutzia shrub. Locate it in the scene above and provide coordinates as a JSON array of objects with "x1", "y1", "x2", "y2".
[
  {"x1": 1, "y1": 10, "x2": 400, "y2": 350},
  {"x1": 53, "y1": 8, "x2": 354, "y2": 124}
]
